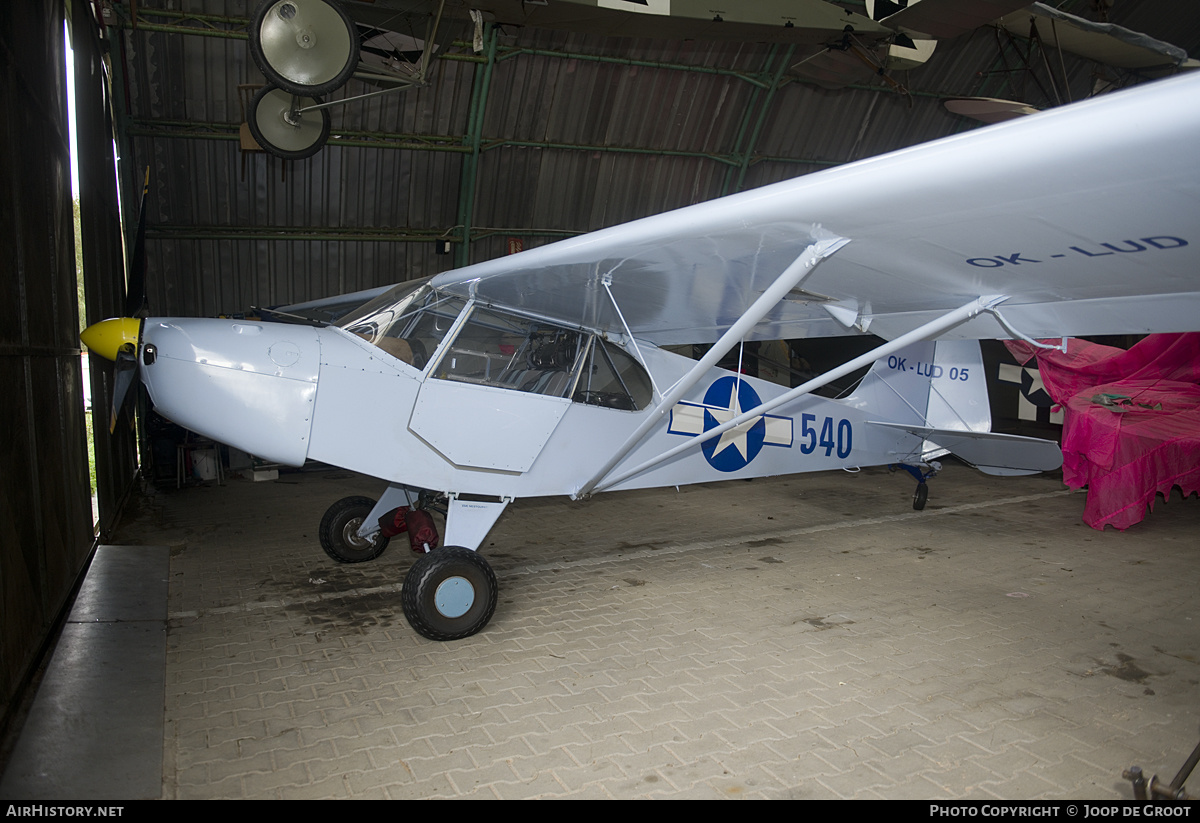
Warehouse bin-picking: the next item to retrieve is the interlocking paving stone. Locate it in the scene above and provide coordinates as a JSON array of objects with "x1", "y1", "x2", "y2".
[{"x1": 87, "y1": 463, "x2": 1200, "y2": 799}]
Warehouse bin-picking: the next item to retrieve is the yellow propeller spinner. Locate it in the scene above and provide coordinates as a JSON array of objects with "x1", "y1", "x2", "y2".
[{"x1": 80, "y1": 317, "x2": 142, "y2": 361}]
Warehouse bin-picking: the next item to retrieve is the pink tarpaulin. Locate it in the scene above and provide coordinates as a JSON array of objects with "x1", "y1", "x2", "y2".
[{"x1": 1005, "y1": 334, "x2": 1200, "y2": 530}]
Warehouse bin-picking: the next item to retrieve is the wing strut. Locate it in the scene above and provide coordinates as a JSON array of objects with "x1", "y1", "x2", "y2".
[
  {"x1": 574, "y1": 233, "x2": 850, "y2": 499},
  {"x1": 589, "y1": 294, "x2": 1010, "y2": 495},
  {"x1": 602, "y1": 273, "x2": 661, "y2": 399},
  {"x1": 990, "y1": 306, "x2": 1067, "y2": 352}
]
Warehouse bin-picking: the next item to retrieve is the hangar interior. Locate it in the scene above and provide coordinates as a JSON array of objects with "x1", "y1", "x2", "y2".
[{"x1": 2, "y1": 0, "x2": 1199, "y2": 800}]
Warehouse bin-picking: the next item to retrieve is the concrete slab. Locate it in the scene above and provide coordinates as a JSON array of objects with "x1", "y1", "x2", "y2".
[{"x1": 0, "y1": 546, "x2": 169, "y2": 800}]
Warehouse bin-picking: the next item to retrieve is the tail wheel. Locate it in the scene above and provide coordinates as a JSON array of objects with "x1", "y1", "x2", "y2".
[
  {"x1": 319, "y1": 495, "x2": 389, "y2": 563},
  {"x1": 402, "y1": 547, "x2": 497, "y2": 641},
  {"x1": 913, "y1": 482, "x2": 929, "y2": 511}
]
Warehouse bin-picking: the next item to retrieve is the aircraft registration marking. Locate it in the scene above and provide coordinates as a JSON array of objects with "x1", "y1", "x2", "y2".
[
  {"x1": 886, "y1": 356, "x2": 971, "y2": 381},
  {"x1": 964, "y1": 235, "x2": 1187, "y2": 268}
]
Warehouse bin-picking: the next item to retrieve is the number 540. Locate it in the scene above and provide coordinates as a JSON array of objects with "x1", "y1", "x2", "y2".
[{"x1": 799, "y1": 414, "x2": 852, "y2": 459}]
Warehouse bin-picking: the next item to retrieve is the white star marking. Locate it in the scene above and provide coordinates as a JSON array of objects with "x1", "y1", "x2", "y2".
[
  {"x1": 705, "y1": 391, "x2": 759, "y2": 460},
  {"x1": 667, "y1": 384, "x2": 792, "y2": 467}
]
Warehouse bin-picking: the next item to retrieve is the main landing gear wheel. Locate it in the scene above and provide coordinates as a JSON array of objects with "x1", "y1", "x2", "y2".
[
  {"x1": 402, "y1": 547, "x2": 498, "y2": 641},
  {"x1": 319, "y1": 495, "x2": 389, "y2": 563},
  {"x1": 247, "y1": 84, "x2": 331, "y2": 159},
  {"x1": 913, "y1": 482, "x2": 929, "y2": 511},
  {"x1": 250, "y1": 0, "x2": 360, "y2": 96}
]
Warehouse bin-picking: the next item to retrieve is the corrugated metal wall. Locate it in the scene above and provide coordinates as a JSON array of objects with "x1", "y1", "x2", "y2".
[{"x1": 0, "y1": 0, "x2": 98, "y2": 724}]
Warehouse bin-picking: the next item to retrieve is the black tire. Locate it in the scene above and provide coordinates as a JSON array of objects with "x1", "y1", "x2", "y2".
[
  {"x1": 249, "y1": 0, "x2": 360, "y2": 97},
  {"x1": 319, "y1": 495, "x2": 388, "y2": 563},
  {"x1": 247, "y1": 84, "x2": 331, "y2": 160},
  {"x1": 913, "y1": 482, "x2": 929, "y2": 511},
  {"x1": 402, "y1": 547, "x2": 498, "y2": 641}
]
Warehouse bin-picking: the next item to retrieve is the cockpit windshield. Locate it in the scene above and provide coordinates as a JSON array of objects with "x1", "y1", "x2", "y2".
[
  {"x1": 337, "y1": 278, "x2": 464, "y2": 370},
  {"x1": 336, "y1": 276, "x2": 434, "y2": 335}
]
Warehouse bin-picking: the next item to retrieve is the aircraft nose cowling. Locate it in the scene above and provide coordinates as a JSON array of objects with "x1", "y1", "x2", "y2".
[{"x1": 139, "y1": 318, "x2": 321, "y2": 466}]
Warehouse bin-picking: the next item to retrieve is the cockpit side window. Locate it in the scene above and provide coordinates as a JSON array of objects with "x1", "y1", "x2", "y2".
[{"x1": 430, "y1": 306, "x2": 585, "y2": 397}]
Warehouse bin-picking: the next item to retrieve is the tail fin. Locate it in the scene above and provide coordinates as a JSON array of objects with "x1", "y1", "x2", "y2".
[
  {"x1": 844, "y1": 340, "x2": 989, "y2": 432},
  {"x1": 846, "y1": 340, "x2": 1062, "y2": 474}
]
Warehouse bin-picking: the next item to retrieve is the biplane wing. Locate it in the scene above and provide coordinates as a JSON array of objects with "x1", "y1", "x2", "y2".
[
  {"x1": 875, "y1": 0, "x2": 1031, "y2": 40},
  {"x1": 432, "y1": 72, "x2": 1200, "y2": 347},
  {"x1": 993, "y1": 3, "x2": 1195, "y2": 70}
]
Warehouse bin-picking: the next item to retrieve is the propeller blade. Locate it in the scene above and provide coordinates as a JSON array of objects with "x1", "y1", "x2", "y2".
[
  {"x1": 108, "y1": 347, "x2": 139, "y2": 434},
  {"x1": 124, "y1": 167, "x2": 150, "y2": 318}
]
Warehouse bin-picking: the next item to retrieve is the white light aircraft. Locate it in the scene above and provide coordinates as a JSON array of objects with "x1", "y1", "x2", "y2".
[{"x1": 83, "y1": 72, "x2": 1200, "y2": 641}]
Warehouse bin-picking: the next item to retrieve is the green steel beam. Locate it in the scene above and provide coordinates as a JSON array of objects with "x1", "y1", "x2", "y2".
[
  {"x1": 128, "y1": 6, "x2": 251, "y2": 28},
  {"x1": 117, "y1": 4, "x2": 249, "y2": 39},
  {"x1": 128, "y1": 118, "x2": 844, "y2": 172},
  {"x1": 484, "y1": 139, "x2": 739, "y2": 166},
  {"x1": 128, "y1": 119, "x2": 470, "y2": 152},
  {"x1": 124, "y1": 21, "x2": 247, "y2": 40},
  {"x1": 455, "y1": 23, "x2": 498, "y2": 268},
  {"x1": 719, "y1": 48, "x2": 771, "y2": 195},
  {"x1": 132, "y1": 118, "x2": 749, "y2": 164},
  {"x1": 145, "y1": 225, "x2": 584, "y2": 243},
  {"x1": 719, "y1": 43, "x2": 799, "y2": 196},
  {"x1": 495, "y1": 45, "x2": 771, "y2": 89},
  {"x1": 148, "y1": 225, "x2": 454, "y2": 242},
  {"x1": 729, "y1": 44, "x2": 796, "y2": 193},
  {"x1": 751, "y1": 154, "x2": 842, "y2": 169},
  {"x1": 468, "y1": 229, "x2": 582, "y2": 242}
]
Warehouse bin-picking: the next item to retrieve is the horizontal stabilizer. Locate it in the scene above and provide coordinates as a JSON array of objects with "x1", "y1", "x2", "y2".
[{"x1": 868, "y1": 422, "x2": 1063, "y2": 476}]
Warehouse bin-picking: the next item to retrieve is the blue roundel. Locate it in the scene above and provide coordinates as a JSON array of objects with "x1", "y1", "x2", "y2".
[{"x1": 701, "y1": 376, "x2": 767, "y2": 472}]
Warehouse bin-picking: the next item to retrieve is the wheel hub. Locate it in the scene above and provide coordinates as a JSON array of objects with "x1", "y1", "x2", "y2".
[
  {"x1": 434, "y1": 576, "x2": 475, "y2": 618},
  {"x1": 341, "y1": 516, "x2": 376, "y2": 549}
]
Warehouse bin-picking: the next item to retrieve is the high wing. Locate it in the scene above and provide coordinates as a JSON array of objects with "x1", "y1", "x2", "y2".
[{"x1": 432, "y1": 73, "x2": 1200, "y2": 346}]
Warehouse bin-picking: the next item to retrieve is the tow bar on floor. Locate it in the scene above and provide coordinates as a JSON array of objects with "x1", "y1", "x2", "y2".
[{"x1": 1124, "y1": 737, "x2": 1199, "y2": 801}]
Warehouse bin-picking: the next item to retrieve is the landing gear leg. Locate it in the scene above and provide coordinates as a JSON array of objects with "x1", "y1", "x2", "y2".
[
  {"x1": 892, "y1": 462, "x2": 940, "y2": 510},
  {"x1": 398, "y1": 493, "x2": 511, "y2": 641}
]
